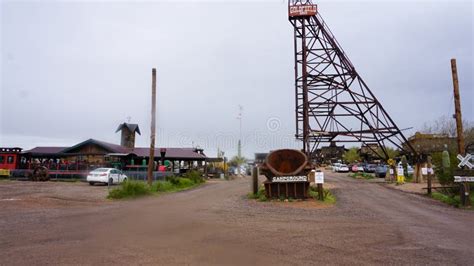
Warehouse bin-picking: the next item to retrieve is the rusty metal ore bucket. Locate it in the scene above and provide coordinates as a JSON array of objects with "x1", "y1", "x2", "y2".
[{"x1": 260, "y1": 149, "x2": 312, "y2": 181}]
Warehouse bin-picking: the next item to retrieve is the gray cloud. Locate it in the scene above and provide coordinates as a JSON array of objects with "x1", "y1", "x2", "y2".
[{"x1": 1, "y1": 1, "x2": 472, "y2": 158}]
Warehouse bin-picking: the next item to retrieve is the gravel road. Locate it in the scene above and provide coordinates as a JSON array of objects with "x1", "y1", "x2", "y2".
[{"x1": 1, "y1": 173, "x2": 473, "y2": 265}]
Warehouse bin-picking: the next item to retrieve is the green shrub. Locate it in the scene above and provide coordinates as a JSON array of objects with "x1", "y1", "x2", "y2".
[
  {"x1": 431, "y1": 151, "x2": 458, "y2": 185},
  {"x1": 309, "y1": 186, "x2": 336, "y2": 204},
  {"x1": 166, "y1": 175, "x2": 180, "y2": 185},
  {"x1": 184, "y1": 170, "x2": 204, "y2": 184},
  {"x1": 258, "y1": 193, "x2": 267, "y2": 202},
  {"x1": 178, "y1": 178, "x2": 194, "y2": 188},
  {"x1": 247, "y1": 187, "x2": 266, "y2": 200},
  {"x1": 108, "y1": 174, "x2": 205, "y2": 200},
  {"x1": 247, "y1": 192, "x2": 258, "y2": 199},
  {"x1": 432, "y1": 192, "x2": 460, "y2": 207},
  {"x1": 151, "y1": 181, "x2": 174, "y2": 192},
  {"x1": 151, "y1": 178, "x2": 198, "y2": 192},
  {"x1": 107, "y1": 181, "x2": 150, "y2": 199},
  {"x1": 349, "y1": 173, "x2": 374, "y2": 179}
]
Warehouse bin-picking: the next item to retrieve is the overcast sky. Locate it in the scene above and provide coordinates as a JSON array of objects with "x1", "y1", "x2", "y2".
[{"x1": 1, "y1": 0, "x2": 473, "y2": 158}]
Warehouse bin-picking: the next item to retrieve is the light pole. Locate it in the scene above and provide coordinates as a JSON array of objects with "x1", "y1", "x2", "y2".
[
  {"x1": 237, "y1": 105, "x2": 243, "y2": 175},
  {"x1": 222, "y1": 151, "x2": 226, "y2": 179},
  {"x1": 236, "y1": 105, "x2": 243, "y2": 157}
]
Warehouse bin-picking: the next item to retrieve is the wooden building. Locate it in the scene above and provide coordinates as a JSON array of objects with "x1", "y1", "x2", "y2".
[
  {"x1": 403, "y1": 132, "x2": 457, "y2": 154},
  {"x1": 21, "y1": 138, "x2": 207, "y2": 171}
]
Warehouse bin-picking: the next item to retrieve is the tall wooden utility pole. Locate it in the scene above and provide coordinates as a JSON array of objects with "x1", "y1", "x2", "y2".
[
  {"x1": 451, "y1": 59, "x2": 469, "y2": 206},
  {"x1": 147, "y1": 68, "x2": 157, "y2": 186},
  {"x1": 451, "y1": 59, "x2": 465, "y2": 154}
]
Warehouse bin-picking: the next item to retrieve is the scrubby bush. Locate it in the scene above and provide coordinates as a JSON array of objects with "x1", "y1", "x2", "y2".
[
  {"x1": 107, "y1": 180, "x2": 151, "y2": 199},
  {"x1": 178, "y1": 178, "x2": 194, "y2": 188},
  {"x1": 349, "y1": 173, "x2": 374, "y2": 179},
  {"x1": 183, "y1": 170, "x2": 204, "y2": 184},
  {"x1": 309, "y1": 186, "x2": 336, "y2": 204},
  {"x1": 151, "y1": 181, "x2": 174, "y2": 192},
  {"x1": 108, "y1": 174, "x2": 206, "y2": 200},
  {"x1": 247, "y1": 187, "x2": 266, "y2": 201},
  {"x1": 431, "y1": 151, "x2": 458, "y2": 185},
  {"x1": 432, "y1": 192, "x2": 461, "y2": 207},
  {"x1": 166, "y1": 175, "x2": 180, "y2": 185},
  {"x1": 258, "y1": 193, "x2": 267, "y2": 202}
]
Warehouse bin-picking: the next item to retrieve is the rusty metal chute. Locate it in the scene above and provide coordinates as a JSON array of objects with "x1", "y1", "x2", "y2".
[
  {"x1": 260, "y1": 149, "x2": 312, "y2": 199},
  {"x1": 260, "y1": 149, "x2": 312, "y2": 180}
]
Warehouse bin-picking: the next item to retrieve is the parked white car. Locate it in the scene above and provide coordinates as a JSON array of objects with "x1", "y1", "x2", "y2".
[
  {"x1": 337, "y1": 164, "x2": 350, "y2": 172},
  {"x1": 87, "y1": 168, "x2": 127, "y2": 186},
  {"x1": 332, "y1": 163, "x2": 341, "y2": 172}
]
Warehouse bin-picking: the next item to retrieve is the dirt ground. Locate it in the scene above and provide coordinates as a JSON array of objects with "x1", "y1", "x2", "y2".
[
  {"x1": 383, "y1": 180, "x2": 440, "y2": 195},
  {"x1": 0, "y1": 180, "x2": 109, "y2": 210},
  {"x1": 1, "y1": 173, "x2": 473, "y2": 265}
]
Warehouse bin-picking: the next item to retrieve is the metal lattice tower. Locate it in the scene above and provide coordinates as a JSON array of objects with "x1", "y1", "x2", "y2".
[{"x1": 288, "y1": 0, "x2": 415, "y2": 160}]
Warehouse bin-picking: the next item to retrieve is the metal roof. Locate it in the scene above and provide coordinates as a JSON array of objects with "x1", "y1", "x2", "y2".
[
  {"x1": 23, "y1": 147, "x2": 68, "y2": 155},
  {"x1": 115, "y1": 123, "x2": 141, "y2": 135},
  {"x1": 130, "y1": 147, "x2": 206, "y2": 160},
  {"x1": 23, "y1": 139, "x2": 206, "y2": 160},
  {"x1": 60, "y1": 139, "x2": 130, "y2": 154}
]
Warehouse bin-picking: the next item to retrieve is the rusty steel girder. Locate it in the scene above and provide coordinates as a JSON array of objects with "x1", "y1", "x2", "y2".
[{"x1": 288, "y1": 0, "x2": 415, "y2": 160}]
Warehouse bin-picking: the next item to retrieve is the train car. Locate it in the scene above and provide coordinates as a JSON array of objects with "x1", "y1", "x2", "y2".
[{"x1": 0, "y1": 147, "x2": 22, "y2": 176}]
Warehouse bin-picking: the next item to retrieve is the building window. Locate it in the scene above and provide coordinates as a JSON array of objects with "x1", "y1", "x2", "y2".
[{"x1": 7, "y1": 156, "x2": 14, "y2": 164}]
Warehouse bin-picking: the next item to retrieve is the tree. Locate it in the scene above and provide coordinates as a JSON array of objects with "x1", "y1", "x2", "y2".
[
  {"x1": 342, "y1": 147, "x2": 361, "y2": 163},
  {"x1": 401, "y1": 155, "x2": 408, "y2": 177},
  {"x1": 421, "y1": 115, "x2": 473, "y2": 140},
  {"x1": 376, "y1": 147, "x2": 399, "y2": 160},
  {"x1": 228, "y1": 156, "x2": 246, "y2": 167}
]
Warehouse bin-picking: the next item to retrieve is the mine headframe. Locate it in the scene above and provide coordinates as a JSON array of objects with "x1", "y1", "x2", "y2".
[{"x1": 288, "y1": 0, "x2": 416, "y2": 160}]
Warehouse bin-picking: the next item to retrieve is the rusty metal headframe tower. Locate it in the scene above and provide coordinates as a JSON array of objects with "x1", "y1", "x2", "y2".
[{"x1": 288, "y1": 0, "x2": 415, "y2": 160}]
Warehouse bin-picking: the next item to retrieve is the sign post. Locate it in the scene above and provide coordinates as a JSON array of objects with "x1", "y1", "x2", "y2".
[
  {"x1": 397, "y1": 165, "x2": 405, "y2": 184},
  {"x1": 252, "y1": 167, "x2": 258, "y2": 195},
  {"x1": 451, "y1": 59, "x2": 470, "y2": 206},
  {"x1": 315, "y1": 171, "x2": 324, "y2": 201},
  {"x1": 455, "y1": 153, "x2": 473, "y2": 206},
  {"x1": 387, "y1": 159, "x2": 396, "y2": 183},
  {"x1": 427, "y1": 157, "x2": 433, "y2": 195}
]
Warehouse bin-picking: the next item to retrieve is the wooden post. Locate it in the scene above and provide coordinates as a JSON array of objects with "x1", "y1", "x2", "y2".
[
  {"x1": 317, "y1": 183, "x2": 324, "y2": 201},
  {"x1": 451, "y1": 59, "x2": 470, "y2": 207},
  {"x1": 427, "y1": 159, "x2": 432, "y2": 195},
  {"x1": 451, "y1": 59, "x2": 465, "y2": 156},
  {"x1": 147, "y1": 68, "x2": 157, "y2": 186},
  {"x1": 252, "y1": 167, "x2": 258, "y2": 195},
  {"x1": 415, "y1": 162, "x2": 422, "y2": 183}
]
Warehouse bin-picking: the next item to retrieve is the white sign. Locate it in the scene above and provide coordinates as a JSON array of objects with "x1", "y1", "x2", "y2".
[
  {"x1": 422, "y1": 168, "x2": 434, "y2": 175},
  {"x1": 457, "y1": 153, "x2": 473, "y2": 169},
  {"x1": 272, "y1": 176, "x2": 308, "y2": 183},
  {"x1": 315, "y1": 172, "x2": 324, "y2": 184},
  {"x1": 389, "y1": 169, "x2": 394, "y2": 175},
  {"x1": 397, "y1": 166, "x2": 404, "y2": 176},
  {"x1": 454, "y1": 176, "x2": 474, "y2": 183},
  {"x1": 421, "y1": 168, "x2": 428, "y2": 175}
]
